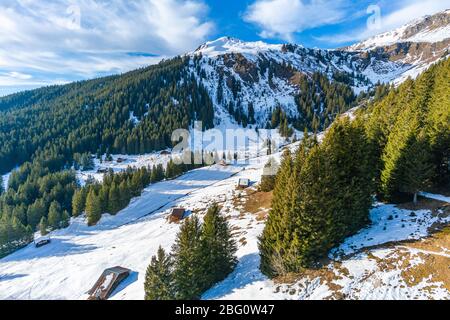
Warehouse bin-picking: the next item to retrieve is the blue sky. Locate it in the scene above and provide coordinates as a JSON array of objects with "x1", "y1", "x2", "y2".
[{"x1": 0, "y1": 0, "x2": 449, "y2": 96}]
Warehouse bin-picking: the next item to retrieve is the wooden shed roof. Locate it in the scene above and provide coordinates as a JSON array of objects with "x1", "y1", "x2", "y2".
[{"x1": 88, "y1": 266, "x2": 131, "y2": 300}]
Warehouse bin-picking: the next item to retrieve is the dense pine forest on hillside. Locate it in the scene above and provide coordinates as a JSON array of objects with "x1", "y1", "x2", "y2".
[
  {"x1": 0, "y1": 49, "x2": 376, "y2": 257},
  {"x1": 259, "y1": 58, "x2": 450, "y2": 277},
  {"x1": 0, "y1": 49, "x2": 448, "y2": 261},
  {"x1": 0, "y1": 57, "x2": 214, "y2": 175}
]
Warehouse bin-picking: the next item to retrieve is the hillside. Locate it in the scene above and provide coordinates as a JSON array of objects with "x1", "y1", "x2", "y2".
[
  {"x1": 0, "y1": 137, "x2": 448, "y2": 300},
  {"x1": 0, "y1": 10, "x2": 449, "y2": 301},
  {"x1": 346, "y1": 10, "x2": 450, "y2": 83},
  {"x1": 1, "y1": 10, "x2": 449, "y2": 176},
  {"x1": 348, "y1": 10, "x2": 450, "y2": 51}
]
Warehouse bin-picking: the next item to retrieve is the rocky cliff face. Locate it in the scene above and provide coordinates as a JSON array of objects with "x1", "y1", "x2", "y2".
[
  {"x1": 348, "y1": 10, "x2": 450, "y2": 51},
  {"x1": 183, "y1": 11, "x2": 450, "y2": 127}
]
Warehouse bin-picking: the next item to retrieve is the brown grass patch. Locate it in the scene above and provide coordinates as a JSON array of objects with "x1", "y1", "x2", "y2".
[
  {"x1": 398, "y1": 198, "x2": 447, "y2": 211},
  {"x1": 242, "y1": 190, "x2": 273, "y2": 215},
  {"x1": 272, "y1": 261, "x2": 347, "y2": 299},
  {"x1": 400, "y1": 226, "x2": 450, "y2": 292}
]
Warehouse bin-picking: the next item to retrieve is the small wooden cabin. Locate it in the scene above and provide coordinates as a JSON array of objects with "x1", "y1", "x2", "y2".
[
  {"x1": 219, "y1": 159, "x2": 228, "y2": 167},
  {"x1": 237, "y1": 178, "x2": 250, "y2": 189},
  {"x1": 160, "y1": 150, "x2": 172, "y2": 156},
  {"x1": 88, "y1": 266, "x2": 131, "y2": 300},
  {"x1": 169, "y1": 208, "x2": 186, "y2": 223},
  {"x1": 97, "y1": 168, "x2": 108, "y2": 174},
  {"x1": 34, "y1": 236, "x2": 51, "y2": 248},
  {"x1": 116, "y1": 158, "x2": 127, "y2": 163}
]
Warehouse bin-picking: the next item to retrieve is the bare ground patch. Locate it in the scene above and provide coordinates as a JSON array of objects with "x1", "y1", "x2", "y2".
[{"x1": 233, "y1": 188, "x2": 273, "y2": 221}]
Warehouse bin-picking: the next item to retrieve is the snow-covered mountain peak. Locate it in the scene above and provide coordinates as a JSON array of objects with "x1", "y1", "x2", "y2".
[
  {"x1": 192, "y1": 36, "x2": 283, "y2": 58},
  {"x1": 348, "y1": 9, "x2": 450, "y2": 51}
]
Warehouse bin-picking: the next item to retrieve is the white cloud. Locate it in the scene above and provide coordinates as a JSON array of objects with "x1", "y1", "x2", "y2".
[
  {"x1": 243, "y1": 0, "x2": 348, "y2": 41},
  {"x1": 0, "y1": 0, "x2": 214, "y2": 94},
  {"x1": 316, "y1": 0, "x2": 450, "y2": 45}
]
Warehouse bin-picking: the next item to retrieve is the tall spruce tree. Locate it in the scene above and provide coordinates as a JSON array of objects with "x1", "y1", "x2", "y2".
[
  {"x1": 399, "y1": 134, "x2": 434, "y2": 204},
  {"x1": 200, "y1": 203, "x2": 237, "y2": 287},
  {"x1": 144, "y1": 246, "x2": 175, "y2": 300},
  {"x1": 85, "y1": 189, "x2": 102, "y2": 226},
  {"x1": 72, "y1": 188, "x2": 87, "y2": 217},
  {"x1": 48, "y1": 201, "x2": 62, "y2": 230},
  {"x1": 39, "y1": 217, "x2": 48, "y2": 236},
  {"x1": 172, "y1": 216, "x2": 204, "y2": 300},
  {"x1": 108, "y1": 183, "x2": 121, "y2": 214},
  {"x1": 259, "y1": 149, "x2": 297, "y2": 277}
]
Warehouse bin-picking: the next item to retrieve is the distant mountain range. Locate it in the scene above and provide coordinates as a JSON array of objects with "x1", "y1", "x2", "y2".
[{"x1": 184, "y1": 10, "x2": 450, "y2": 127}]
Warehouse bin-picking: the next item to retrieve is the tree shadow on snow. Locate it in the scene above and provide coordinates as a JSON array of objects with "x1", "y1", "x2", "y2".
[
  {"x1": 0, "y1": 273, "x2": 28, "y2": 282},
  {"x1": 109, "y1": 271, "x2": 139, "y2": 299},
  {"x1": 203, "y1": 253, "x2": 266, "y2": 300},
  {"x1": 1, "y1": 238, "x2": 98, "y2": 263}
]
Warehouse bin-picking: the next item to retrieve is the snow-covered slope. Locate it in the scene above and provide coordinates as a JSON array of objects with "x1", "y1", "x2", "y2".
[
  {"x1": 1, "y1": 139, "x2": 449, "y2": 300},
  {"x1": 348, "y1": 10, "x2": 450, "y2": 51},
  {"x1": 194, "y1": 37, "x2": 284, "y2": 58},
  {"x1": 182, "y1": 11, "x2": 450, "y2": 128},
  {"x1": 187, "y1": 38, "x2": 407, "y2": 127}
]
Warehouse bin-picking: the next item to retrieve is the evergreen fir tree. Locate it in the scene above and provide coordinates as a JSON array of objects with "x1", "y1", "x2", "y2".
[
  {"x1": 260, "y1": 158, "x2": 279, "y2": 192},
  {"x1": 72, "y1": 188, "x2": 87, "y2": 217},
  {"x1": 144, "y1": 246, "x2": 175, "y2": 300},
  {"x1": 400, "y1": 135, "x2": 434, "y2": 204},
  {"x1": 259, "y1": 149, "x2": 295, "y2": 277},
  {"x1": 48, "y1": 201, "x2": 62, "y2": 230},
  {"x1": 200, "y1": 203, "x2": 237, "y2": 287},
  {"x1": 39, "y1": 217, "x2": 48, "y2": 236},
  {"x1": 26, "y1": 199, "x2": 46, "y2": 229},
  {"x1": 61, "y1": 210, "x2": 70, "y2": 228},
  {"x1": 98, "y1": 185, "x2": 109, "y2": 214},
  {"x1": 172, "y1": 216, "x2": 204, "y2": 300},
  {"x1": 108, "y1": 183, "x2": 121, "y2": 214},
  {"x1": 119, "y1": 180, "x2": 131, "y2": 208},
  {"x1": 85, "y1": 189, "x2": 102, "y2": 226}
]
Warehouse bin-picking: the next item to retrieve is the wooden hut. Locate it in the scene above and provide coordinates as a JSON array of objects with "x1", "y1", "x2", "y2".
[
  {"x1": 160, "y1": 150, "x2": 171, "y2": 156},
  {"x1": 237, "y1": 178, "x2": 250, "y2": 189},
  {"x1": 34, "y1": 235, "x2": 51, "y2": 248},
  {"x1": 88, "y1": 266, "x2": 131, "y2": 300},
  {"x1": 219, "y1": 159, "x2": 228, "y2": 167},
  {"x1": 116, "y1": 157, "x2": 127, "y2": 163},
  {"x1": 169, "y1": 208, "x2": 186, "y2": 223}
]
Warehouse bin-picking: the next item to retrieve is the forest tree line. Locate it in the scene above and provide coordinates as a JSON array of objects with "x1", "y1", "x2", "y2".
[
  {"x1": 260, "y1": 57, "x2": 450, "y2": 278},
  {"x1": 0, "y1": 151, "x2": 207, "y2": 257}
]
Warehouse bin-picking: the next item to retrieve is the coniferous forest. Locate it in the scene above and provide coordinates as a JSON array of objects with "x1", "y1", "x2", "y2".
[
  {"x1": 0, "y1": 50, "x2": 368, "y2": 257},
  {"x1": 0, "y1": 56, "x2": 214, "y2": 175},
  {"x1": 144, "y1": 204, "x2": 237, "y2": 300},
  {"x1": 0, "y1": 48, "x2": 448, "y2": 272},
  {"x1": 259, "y1": 58, "x2": 450, "y2": 278},
  {"x1": 0, "y1": 56, "x2": 215, "y2": 256}
]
